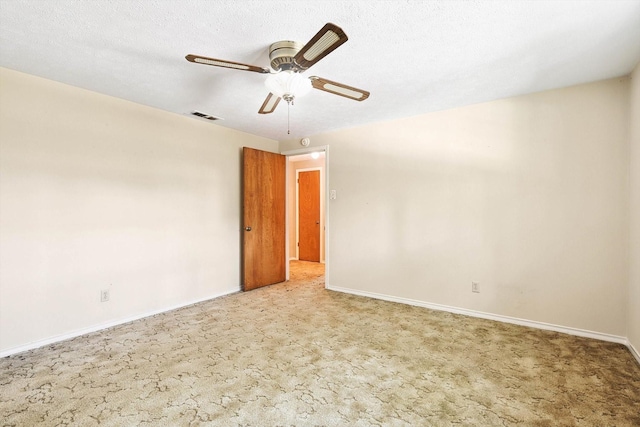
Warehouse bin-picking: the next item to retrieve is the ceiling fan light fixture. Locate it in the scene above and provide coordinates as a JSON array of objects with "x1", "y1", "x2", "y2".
[
  {"x1": 186, "y1": 22, "x2": 368, "y2": 124},
  {"x1": 265, "y1": 71, "x2": 312, "y2": 102}
]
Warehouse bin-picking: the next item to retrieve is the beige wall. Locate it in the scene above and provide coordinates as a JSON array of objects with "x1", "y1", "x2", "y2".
[
  {"x1": 629, "y1": 62, "x2": 640, "y2": 355},
  {"x1": 287, "y1": 158, "x2": 326, "y2": 261},
  {"x1": 0, "y1": 68, "x2": 278, "y2": 354},
  {"x1": 281, "y1": 77, "x2": 630, "y2": 337},
  {"x1": 2, "y1": 65, "x2": 635, "y2": 355}
]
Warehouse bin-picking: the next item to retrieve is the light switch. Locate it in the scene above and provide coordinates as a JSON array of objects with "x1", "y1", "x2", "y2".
[{"x1": 330, "y1": 190, "x2": 337, "y2": 200}]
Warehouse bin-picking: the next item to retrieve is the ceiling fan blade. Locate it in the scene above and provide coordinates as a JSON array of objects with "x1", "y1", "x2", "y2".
[
  {"x1": 186, "y1": 54, "x2": 270, "y2": 74},
  {"x1": 293, "y1": 23, "x2": 348, "y2": 70},
  {"x1": 258, "y1": 93, "x2": 281, "y2": 114},
  {"x1": 310, "y1": 77, "x2": 370, "y2": 101}
]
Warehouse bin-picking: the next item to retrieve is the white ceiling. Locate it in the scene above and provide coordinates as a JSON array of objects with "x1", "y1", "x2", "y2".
[{"x1": 1, "y1": 1, "x2": 639, "y2": 141}]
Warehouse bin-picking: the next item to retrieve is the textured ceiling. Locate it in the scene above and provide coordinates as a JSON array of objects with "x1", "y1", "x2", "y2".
[{"x1": 1, "y1": 0, "x2": 640, "y2": 141}]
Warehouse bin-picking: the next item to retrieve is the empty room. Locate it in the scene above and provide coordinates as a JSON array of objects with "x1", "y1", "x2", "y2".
[{"x1": 1, "y1": 0, "x2": 639, "y2": 425}]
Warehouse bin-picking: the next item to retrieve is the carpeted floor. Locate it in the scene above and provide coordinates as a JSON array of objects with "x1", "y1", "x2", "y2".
[{"x1": 1, "y1": 261, "x2": 639, "y2": 426}]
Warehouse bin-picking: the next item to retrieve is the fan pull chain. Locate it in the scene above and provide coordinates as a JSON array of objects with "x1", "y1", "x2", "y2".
[{"x1": 287, "y1": 101, "x2": 290, "y2": 135}]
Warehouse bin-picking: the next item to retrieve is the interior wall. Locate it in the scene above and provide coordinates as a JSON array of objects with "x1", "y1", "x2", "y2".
[
  {"x1": 0, "y1": 68, "x2": 278, "y2": 355},
  {"x1": 287, "y1": 157, "x2": 326, "y2": 262},
  {"x1": 629, "y1": 62, "x2": 640, "y2": 356},
  {"x1": 280, "y1": 77, "x2": 630, "y2": 337}
]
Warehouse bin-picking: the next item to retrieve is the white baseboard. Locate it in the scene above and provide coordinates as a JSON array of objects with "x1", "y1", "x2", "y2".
[
  {"x1": 327, "y1": 285, "x2": 629, "y2": 346},
  {"x1": 4, "y1": 285, "x2": 638, "y2": 366},
  {"x1": 0, "y1": 288, "x2": 239, "y2": 358},
  {"x1": 628, "y1": 342, "x2": 640, "y2": 365}
]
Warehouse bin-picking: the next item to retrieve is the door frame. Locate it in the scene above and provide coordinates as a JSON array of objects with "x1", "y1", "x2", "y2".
[
  {"x1": 296, "y1": 167, "x2": 324, "y2": 263},
  {"x1": 282, "y1": 145, "x2": 330, "y2": 288}
]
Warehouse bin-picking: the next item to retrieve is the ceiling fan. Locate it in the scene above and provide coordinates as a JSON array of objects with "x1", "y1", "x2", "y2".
[{"x1": 185, "y1": 23, "x2": 370, "y2": 118}]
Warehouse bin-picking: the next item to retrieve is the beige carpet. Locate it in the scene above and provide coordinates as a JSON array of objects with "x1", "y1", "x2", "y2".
[{"x1": 1, "y1": 260, "x2": 639, "y2": 426}]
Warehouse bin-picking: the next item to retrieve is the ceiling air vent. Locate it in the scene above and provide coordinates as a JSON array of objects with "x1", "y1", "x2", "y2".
[{"x1": 189, "y1": 111, "x2": 223, "y2": 121}]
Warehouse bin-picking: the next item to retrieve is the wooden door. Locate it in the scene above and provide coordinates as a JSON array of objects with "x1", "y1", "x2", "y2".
[
  {"x1": 298, "y1": 170, "x2": 320, "y2": 262},
  {"x1": 242, "y1": 147, "x2": 286, "y2": 291}
]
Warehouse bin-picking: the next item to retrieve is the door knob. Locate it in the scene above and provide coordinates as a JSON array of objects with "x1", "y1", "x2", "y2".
[
  {"x1": 316, "y1": 221, "x2": 320, "y2": 224},
  {"x1": 245, "y1": 226, "x2": 252, "y2": 231}
]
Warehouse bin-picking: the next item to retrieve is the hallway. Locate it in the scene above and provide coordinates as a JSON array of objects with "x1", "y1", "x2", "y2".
[{"x1": 289, "y1": 260, "x2": 324, "y2": 284}]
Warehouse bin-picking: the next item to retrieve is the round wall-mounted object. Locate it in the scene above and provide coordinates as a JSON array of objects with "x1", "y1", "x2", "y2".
[{"x1": 300, "y1": 137, "x2": 310, "y2": 147}]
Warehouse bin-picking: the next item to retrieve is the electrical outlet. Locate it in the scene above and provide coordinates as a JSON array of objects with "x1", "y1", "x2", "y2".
[
  {"x1": 100, "y1": 289, "x2": 110, "y2": 302},
  {"x1": 472, "y1": 282, "x2": 480, "y2": 293}
]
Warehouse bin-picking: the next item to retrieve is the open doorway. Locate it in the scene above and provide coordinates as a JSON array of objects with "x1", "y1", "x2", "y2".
[{"x1": 284, "y1": 148, "x2": 327, "y2": 285}]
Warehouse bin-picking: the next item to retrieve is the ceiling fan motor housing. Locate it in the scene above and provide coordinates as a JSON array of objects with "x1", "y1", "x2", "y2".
[{"x1": 269, "y1": 41, "x2": 303, "y2": 71}]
